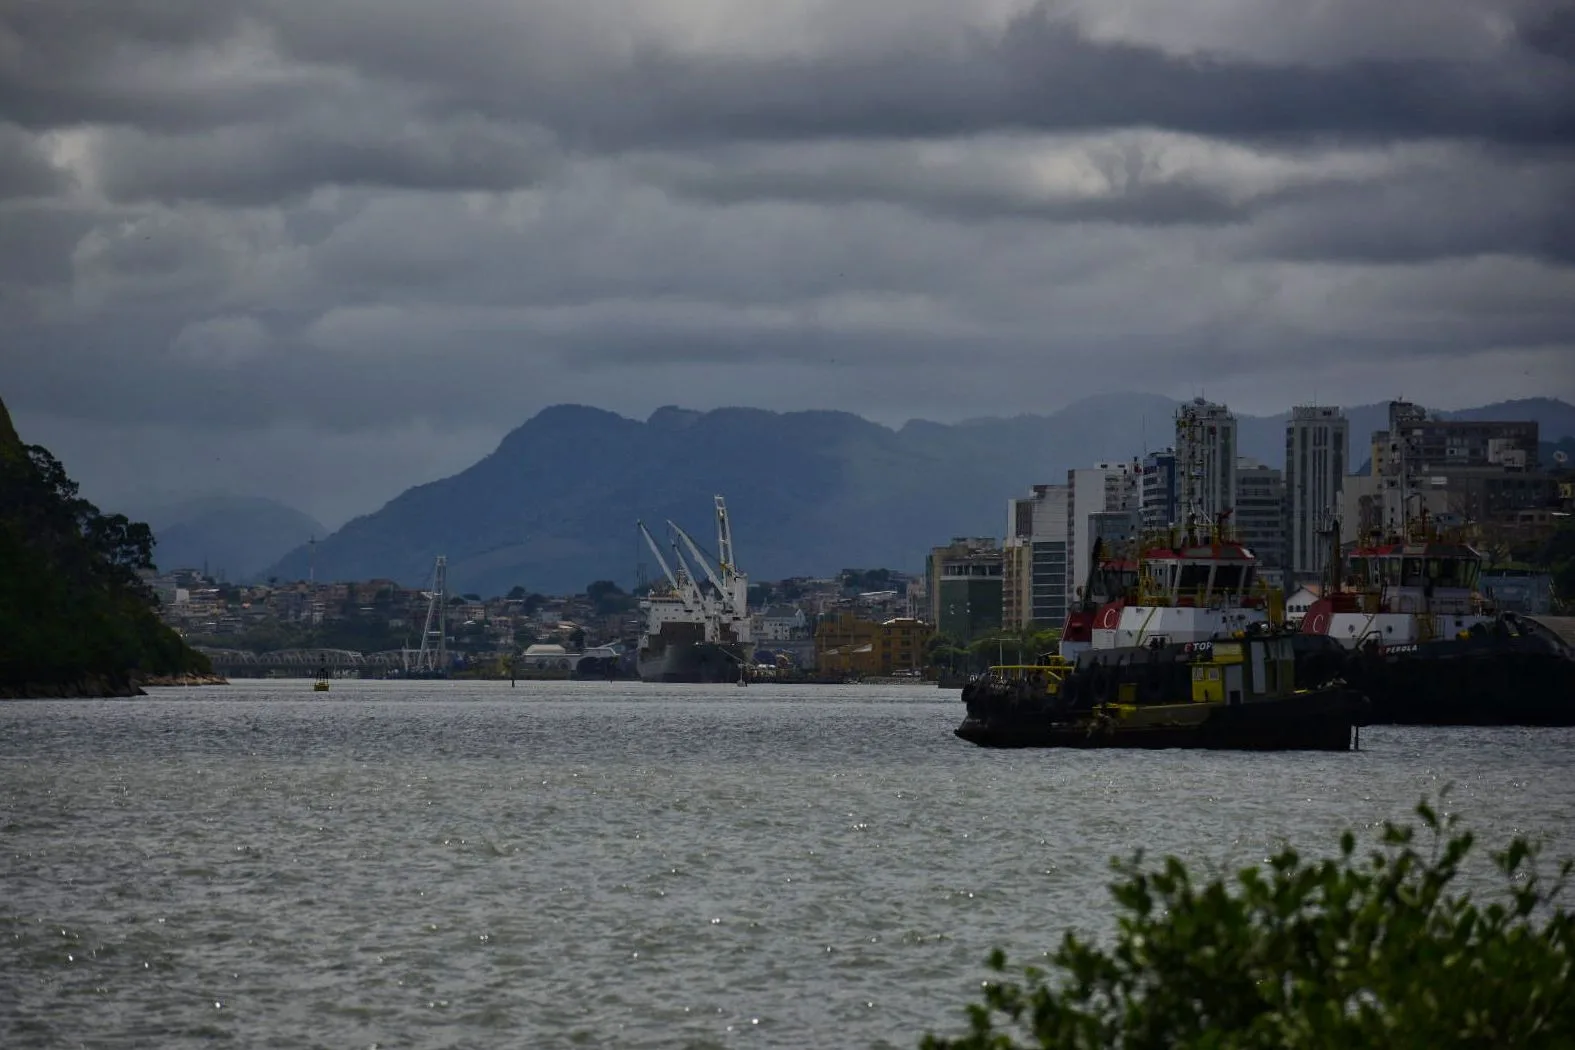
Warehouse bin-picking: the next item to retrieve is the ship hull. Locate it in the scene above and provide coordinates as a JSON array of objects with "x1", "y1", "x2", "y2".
[
  {"x1": 637, "y1": 634, "x2": 743, "y2": 683},
  {"x1": 1341, "y1": 639, "x2": 1575, "y2": 726},
  {"x1": 955, "y1": 689, "x2": 1361, "y2": 751}
]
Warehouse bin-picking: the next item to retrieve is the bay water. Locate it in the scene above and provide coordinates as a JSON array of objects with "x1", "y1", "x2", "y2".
[{"x1": 4, "y1": 680, "x2": 1573, "y2": 1048}]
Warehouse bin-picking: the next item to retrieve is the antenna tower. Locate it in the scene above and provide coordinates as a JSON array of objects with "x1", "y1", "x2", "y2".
[{"x1": 413, "y1": 555, "x2": 448, "y2": 675}]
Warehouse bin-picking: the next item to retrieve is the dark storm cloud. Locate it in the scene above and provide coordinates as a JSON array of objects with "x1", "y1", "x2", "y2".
[
  {"x1": 1518, "y1": 5, "x2": 1575, "y2": 62},
  {"x1": 9, "y1": 2, "x2": 1575, "y2": 151},
  {"x1": 246, "y1": 2, "x2": 1575, "y2": 152},
  {"x1": 553, "y1": 12, "x2": 1575, "y2": 150},
  {"x1": 0, "y1": 124, "x2": 69, "y2": 199},
  {"x1": 0, "y1": 201, "x2": 100, "y2": 285},
  {"x1": 1, "y1": 0, "x2": 1572, "y2": 526},
  {"x1": 1247, "y1": 155, "x2": 1575, "y2": 266},
  {"x1": 637, "y1": 137, "x2": 1381, "y2": 228},
  {"x1": 94, "y1": 114, "x2": 559, "y2": 204},
  {"x1": 0, "y1": 3, "x2": 333, "y2": 133}
]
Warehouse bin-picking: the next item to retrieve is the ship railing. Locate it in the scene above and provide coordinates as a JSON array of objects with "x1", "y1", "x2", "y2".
[{"x1": 985, "y1": 661, "x2": 1073, "y2": 690}]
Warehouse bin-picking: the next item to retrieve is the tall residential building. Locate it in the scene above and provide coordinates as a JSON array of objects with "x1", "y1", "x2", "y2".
[
  {"x1": 1370, "y1": 401, "x2": 1540, "y2": 534},
  {"x1": 926, "y1": 538, "x2": 1003, "y2": 642},
  {"x1": 1371, "y1": 402, "x2": 1539, "y2": 476},
  {"x1": 1140, "y1": 448, "x2": 1178, "y2": 531},
  {"x1": 1003, "y1": 484, "x2": 1070, "y2": 631},
  {"x1": 1284, "y1": 405, "x2": 1348, "y2": 580},
  {"x1": 1067, "y1": 462, "x2": 1140, "y2": 608},
  {"x1": 1175, "y1": 398, "x2": 1238, "y2": 526},
  {"x1": 1235, "y1": 457, "x2": 1287, "y2": 588}
]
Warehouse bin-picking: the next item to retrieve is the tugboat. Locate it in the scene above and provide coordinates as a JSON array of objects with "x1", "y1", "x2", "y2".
[
  {"x1": 956, "y1": 520, "x2": 1364, "y2": 750},
  {"x1": 956, "y1": 634, "x2": 1362, "y2": 750},
  {"x1": 1297, "y1": 518, "x2": 1575, "y2": 725}
]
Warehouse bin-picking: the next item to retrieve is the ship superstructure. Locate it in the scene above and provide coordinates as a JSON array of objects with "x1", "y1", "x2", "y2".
[
  {"x1": 1060, "y1": 399, "x2": 1273, "y2": 661},
  {"x1": 635, "y1": 496, "x2": 752, "y2": 683},
  {"x1": 1059, "y1": 521, "x2": 1271, "y2": 661},
  {"x1": 1297, "y1": 522, "x2": 1493, "y2": 649}
]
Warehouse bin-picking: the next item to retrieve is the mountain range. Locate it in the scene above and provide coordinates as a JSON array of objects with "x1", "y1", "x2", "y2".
[
  {"x1": 263, "y1": 396, "x2": 1575, "y2": 596},
  {"x1": 140, "y1": 496, "x2": 326, "y2": 581}
]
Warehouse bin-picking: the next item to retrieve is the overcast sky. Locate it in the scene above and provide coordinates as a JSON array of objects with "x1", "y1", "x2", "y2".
[{"x1": 3, "y1": 0, "x2": 1573, "y2": 526}]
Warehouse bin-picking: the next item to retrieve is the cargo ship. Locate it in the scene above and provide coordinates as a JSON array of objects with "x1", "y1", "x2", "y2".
[{"x1": 634, "y1": 496, "x2": 750, "y2": 684}]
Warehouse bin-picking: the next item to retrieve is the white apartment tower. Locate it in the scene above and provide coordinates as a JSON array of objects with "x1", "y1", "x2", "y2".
[
  {"x1": 1066, "y1": 462, "x2": 1140, "y2": 609},
  {"x1": 1003, "y1": 484, "x2": 1071, "y2": 630},
  {"x1": 1174, "y1": 399, "x2": 1238, "y2": 528},
  {"x1": 1284, "y1": 405, "x2": 1348, "y2": 580}
]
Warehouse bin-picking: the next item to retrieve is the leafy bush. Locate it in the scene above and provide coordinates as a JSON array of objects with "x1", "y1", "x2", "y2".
[{"x1": 924, "y1": 802, "x2": 1573, "y2": 1049}]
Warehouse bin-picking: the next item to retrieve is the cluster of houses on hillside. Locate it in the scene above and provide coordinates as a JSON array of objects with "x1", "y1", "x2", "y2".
[{"x1": 147, "y1": 567, "x2": 931, "y2": 677}]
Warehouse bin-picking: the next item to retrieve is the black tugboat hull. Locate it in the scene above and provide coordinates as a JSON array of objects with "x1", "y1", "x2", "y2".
[
  {"x1": 1343, "y1": 645, "x2": 1575, "y2": 726},
  {"x1": 955, "y1": 688, "x2": 1363, "y2": 751}
]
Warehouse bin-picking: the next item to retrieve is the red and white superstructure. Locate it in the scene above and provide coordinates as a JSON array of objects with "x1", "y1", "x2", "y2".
[
  {"x1": 1297, "y1": 538, "x2": 1491, "y2": 649},
  {"x1": 1060, "y1": 533, "x2": 1271, "y2": 660}
]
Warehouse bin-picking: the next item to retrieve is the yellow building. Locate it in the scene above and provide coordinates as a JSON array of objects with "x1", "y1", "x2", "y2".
[
  {"x1": 815, "y1": 613, "x2": 933, "y2": 676},
  {"x1": 1002, "y1": 539, "x2": 1031, "y2": 632}
]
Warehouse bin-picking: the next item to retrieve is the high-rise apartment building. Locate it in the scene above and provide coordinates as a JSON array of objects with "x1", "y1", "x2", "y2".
[
  {"x1": 1284, "y1": 406, "x2": 1348, "y2": 580},
  {"x1": 1067, "y1": 462, "x2": 1140, "y2": 608},
  {"x1": 1371, "y1": 402, "x2": 1539, "y2": 476},
  {"x1": 1140, "y1": 449, "x2": 1178, "y2": 531},
  {"x1": 1370, "y1": 401, "x2": 1540, "y2": 534},
  {"x1": 1175, "y1": 399, "x2": 1237, "y2": 526},
  {"x1": 1235, "y1": 457, "x2": 1287, "y2": 587},
  {"x1": 1003, "y1": 484, "x2": 1070, "y2": 630}
]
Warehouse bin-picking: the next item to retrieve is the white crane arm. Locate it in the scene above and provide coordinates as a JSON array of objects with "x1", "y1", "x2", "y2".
[
  {"x1": 667, "y1": 539, "x2": 710, "y2": 610},
  {"x1": 669, "y1": 520, "x2": 731, "y2": 611},
  {"x1": 714, "y1": 495, "x2": 736, "y2": 579},
  {"x1": 637, "y1": 520, "x2": 684, "y2": 599}
]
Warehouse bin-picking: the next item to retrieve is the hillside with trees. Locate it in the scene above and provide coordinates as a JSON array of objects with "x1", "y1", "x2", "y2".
[{"x1": 0, "y1": 396, "x2": 211, "y2": 698}]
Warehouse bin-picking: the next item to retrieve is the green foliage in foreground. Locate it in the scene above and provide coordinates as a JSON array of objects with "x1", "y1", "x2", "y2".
[{"x1": 924, "y1": 803, "x2": 1574, "y2": 1049}]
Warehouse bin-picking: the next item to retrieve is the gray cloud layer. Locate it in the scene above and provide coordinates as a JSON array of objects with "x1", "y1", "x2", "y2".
[{"x1": 1, "y1": 0, "x2": 1572, "y2": 525}]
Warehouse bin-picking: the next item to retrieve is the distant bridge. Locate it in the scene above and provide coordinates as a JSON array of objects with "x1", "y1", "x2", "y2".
[{"x1": 196, "y1": 647, "x2": 417, "y2": 678}]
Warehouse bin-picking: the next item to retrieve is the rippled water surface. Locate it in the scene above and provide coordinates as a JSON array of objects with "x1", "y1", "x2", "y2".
[{"x1": 4, "y1": 680, "x2": 1575, "y2": 1048}]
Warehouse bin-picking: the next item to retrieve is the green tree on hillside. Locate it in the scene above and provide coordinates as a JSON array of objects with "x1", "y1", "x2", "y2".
[
  {"x1": 586, "y1": 579, "x2": 636, "y2": 616},
  {"x1": 922, "y1": 801, "x2": 1574, "y2": 1049},
  {"x1": 0, "y1": 433, "x2": 209, "y2": 690}
]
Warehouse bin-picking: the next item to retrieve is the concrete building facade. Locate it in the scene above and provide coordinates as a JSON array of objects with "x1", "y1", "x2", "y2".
[
  {"x1": 1067, "y1": 462, "x2": 1140, "y2": 609},
  {"x1": 1140, "y1": 449, "x2": 1178, "y2": 531},
  {"x1": 1370, "y1": 401, "x2": 1543, "y2": 536},
  {"x1": 814, "y1": 613, "x2": 933, "y2": 676},
  {"x1": 1175, "y1": 399, "x2": 1238, "y2": 526},
  {"x1": 1285, "y1": 405, "x2": 1348, "y2": 582},
  {"x1": 1234, "y1": 457, "x2": 1287, "y2": 588},
  {"x1": 1003, "y1": 484, "x2": 1071, "y2": 631},
  {"x1": 926, "y1": 538, "x2": 1003, "y2": 642}
]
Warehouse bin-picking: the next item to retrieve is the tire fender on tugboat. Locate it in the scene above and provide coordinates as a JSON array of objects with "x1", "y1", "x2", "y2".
[
  {"x1": 1138, "y1": 659, "x2": 1167, "y2": 705},
  {"x1": 1088, "y1": 662, "x2": 1114, "y2": 704}
]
